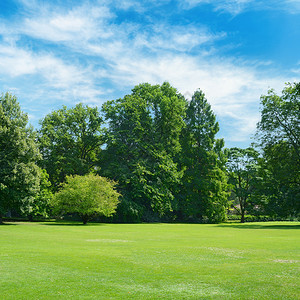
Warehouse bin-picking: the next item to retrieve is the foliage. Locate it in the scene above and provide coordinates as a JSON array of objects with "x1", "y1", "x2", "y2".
[
  {"x1": 52, "y1": 174, "x2": 120, "y2": 224},
  {"x1": 100, "y1": 82, "x2": 186, "y2": 220},
  {"x1": 178, "y1": 90, "x2": 229, "y2": 223},
  {"x1": 3, "y1": 82, "x2": 298, "y2": 224},
  {"x1": 24, "y1": 169, "x2": 53, "y2": 220},
  {"x1": 39, "y1": 103, "x2": 104, "y2": 190},
  {"x1": 257, "y1": 82, "x2": 299, "y2": 160},
  {"x1": 226, "y1": 147, "x2": 259, "y2": 223},
  {"x1": 255, "y1": 141, "x2": 300, "y2": 218},
  {"x1": 0, "y1": 93, "x2": 41, "y2": 224},
  {"x1": 227, "y1": 214, "x2": 298, "y2": 222},
  {"x1": 256, "y1": 82, "x2": 300, "y2": 217}
]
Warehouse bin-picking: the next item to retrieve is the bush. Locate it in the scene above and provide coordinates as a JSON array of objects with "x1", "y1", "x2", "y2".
[{"x1": 226, "y1": 214, "x2": 299, "y2": 222}]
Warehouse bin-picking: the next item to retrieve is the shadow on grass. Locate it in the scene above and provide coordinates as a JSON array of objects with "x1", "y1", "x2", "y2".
[
  {"x1": 41, "y1": 221, "x2": 105, "y2": 226},
  {"x1": 218, "y1": 223, "x2": 300, "y2": 230}
]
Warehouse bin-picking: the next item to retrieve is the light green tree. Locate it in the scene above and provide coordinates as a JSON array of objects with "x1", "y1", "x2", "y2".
[{"x1": 52, "y1": 174, "x2": 120, "y2": 224}]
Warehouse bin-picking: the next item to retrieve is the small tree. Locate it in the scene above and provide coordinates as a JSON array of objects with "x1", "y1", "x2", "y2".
[
  {"x1": 226, "y1": 147, "x2": 259, "y2": 223},
  {"x1": 52, "y1": 174, "x2": 120, "y2": 224}
]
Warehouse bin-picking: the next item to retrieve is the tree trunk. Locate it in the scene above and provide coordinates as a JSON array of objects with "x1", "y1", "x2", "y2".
[
  {"x1": 82, "y1": 214, "x2": 89, "y2": 225},
  {"x1": 0, "y1": 213, "x2": 3, "y2": 225},
  {"x1": 241, "y1": 210, "x2": 245, "y2": 223}
]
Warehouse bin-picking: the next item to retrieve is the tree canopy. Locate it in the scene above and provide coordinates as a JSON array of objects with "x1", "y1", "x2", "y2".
[
  {"x1": 52, "y1": 174, "x2": 120, "y2": 224},
  {"x1": 255, "y1": 82, "x2": 300, "y2": 218},
  {"x1": 178, "y1": 90, "x2": 228, "y2": 222},
  {"x1": 100, "y1": 83, "x2": 187, "y2": 221},
  {"x1": 257, "y1": 82, "x2": 299, "y2": 161},
  {"x1": 39, "y1": 103, "x2": 104, "y2": 190},
  {"x1": 100, "y1": 83, "x2": 229, "y2": 222},
  {"x1": 1, "y1": 81, "x2": 298, "y2": 223},
  {"x1": 0, "y1": 93, "x2": 41, "y2": 224}
]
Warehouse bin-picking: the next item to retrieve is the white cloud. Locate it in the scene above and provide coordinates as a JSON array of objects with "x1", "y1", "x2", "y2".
[
  {"x1": 0, "y1": 43, "x2": 104, "y2": 104},
  {"x1": 182, "y1": 0, "x2": 254, "y2": 14},
  {"x1": 132, "y1": 25, "x2": 226, "y2": 53},
  {"x1": 284, "y1": 0, "x2": 300, "y2": 13},
  {"x1": 20, "y1": 5, "x2": 114, "y2": 43},
  {"x1": 182, "y1": 0, "x2": 300, "y2": 15}
]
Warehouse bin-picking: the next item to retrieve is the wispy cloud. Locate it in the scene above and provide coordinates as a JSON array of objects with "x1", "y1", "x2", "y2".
[
  {"x1": 182, "y1": 0, "x2": 255, "y2": 14},
  {"x1": 0, "y1": 43, "x2": 105, "y2": 103},
  {"x1": 9, "y1": 3, "x2": 114, "y2": 43},
  {"x1": 182, "y1": 0, "x2": 300, "y2": 15}
]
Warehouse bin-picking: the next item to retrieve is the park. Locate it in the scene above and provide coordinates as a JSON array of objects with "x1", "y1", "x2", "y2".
[{"x1": 1, "y1": 2, "x2": 299, "y2": 297}]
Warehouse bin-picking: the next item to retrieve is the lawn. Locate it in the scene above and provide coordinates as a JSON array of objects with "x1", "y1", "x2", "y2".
[{"x1": 0, "y1": 222, "x2": 299, "y2": 299}]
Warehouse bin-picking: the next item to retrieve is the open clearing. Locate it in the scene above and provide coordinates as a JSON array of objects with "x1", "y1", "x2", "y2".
[{"x1": 0, "y1": 222, "x2": 299, "y2": 299}]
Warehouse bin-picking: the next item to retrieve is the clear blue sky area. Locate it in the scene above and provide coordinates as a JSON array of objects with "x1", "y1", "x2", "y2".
[{"x1": 0, "y1": 0, "x2": 299, "y2": 148}]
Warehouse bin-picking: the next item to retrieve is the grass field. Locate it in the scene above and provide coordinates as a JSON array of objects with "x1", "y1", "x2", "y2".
[{"x1": 0, "y1": 221, "x2": 299, "y2": 299}]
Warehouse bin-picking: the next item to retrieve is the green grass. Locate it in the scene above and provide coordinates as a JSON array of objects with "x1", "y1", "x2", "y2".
[{"x1": 0, "y1": 222, "x2": 299, "y2": 299}]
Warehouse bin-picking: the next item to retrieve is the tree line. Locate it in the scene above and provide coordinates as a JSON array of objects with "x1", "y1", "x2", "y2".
[{"x1": 1, "y1": 82, "x2": 299, "y2": 224}]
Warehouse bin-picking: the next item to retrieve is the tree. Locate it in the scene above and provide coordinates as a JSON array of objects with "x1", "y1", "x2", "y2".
[
  {"x1": 256, "y1": 82, "x2": 300, "y2": 218},
  {"x1": 226, "y1": 147, "x2": 259, "y2": 223},
  {"x1": 257, "y1": 82, "x2": 299, "y2": 162},
  {"x1": 25, "y1": 169, "x2": 53, "y2": 221},
  {"x1": 38, "y1": 104, "x2": 104, "y2": 190},
  {"x1": 100, "y1": 82, "x2": 186, "y2": 221},
  {"x1": 178, "y1": 90, "x2": 228, "y2": 223},
  {"x1": 254, "y1": 141, "x2": 300, "y2": 218},
  {"x1": 0, "y1": 93, "x2": 41, "y2": 224},
  {"x1": 52, "y1": 174, "x2": 120, "y2": 224}
]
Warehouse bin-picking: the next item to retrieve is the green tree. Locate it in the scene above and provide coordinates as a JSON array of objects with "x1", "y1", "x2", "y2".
[
  {"x1": 100, "y1": 83, "x2": 186, "y2": 221},
  {"x1": 25, "y1": 169, "x2": 53, "y2": 221},
  {"x1": 0, "y1": 93, "x2": 41, "y2": 224},
  {"x1": 226, "y1": 147, "x2": 259, "y2": 223},
  {"x1": 254, "y1": 141, "x2": 300, "y2": 218},
  {"x1": 257, "y1": 82, "x2": 299, "y2": 161},
  {"x1": 39, "y1": 104, "x2": 104, "y2": 190},
  {"x1": 178, "y1": 90, "x2": 228, "y2": 223},
  {"x1": 52, "y1": 174, "x2": 120, "y2": 224},
  {"x1": 256, "y1": 82, "x2": 300, "y2": 218}
]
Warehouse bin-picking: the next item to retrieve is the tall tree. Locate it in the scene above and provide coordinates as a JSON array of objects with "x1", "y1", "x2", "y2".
[
  {"x1": 39, "y1": 103, "x2": 104, "y2": 190},
  {"x1": 256, "y1": 82, "x2": 300, "y2": 218},
  {"x1": 178, "y1": 90, "x2": 228, "y2": 223},
  {"x1": 0, "y1": 93, "x2": 41, "y2": 224},
  {"x1": 100, "y1": 82, "x2": 186, "y2": 221}
]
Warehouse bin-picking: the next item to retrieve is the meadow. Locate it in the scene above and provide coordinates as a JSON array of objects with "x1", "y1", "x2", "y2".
[{"x1": 0, "y1": 222, "x2": 299, "y2": 299}]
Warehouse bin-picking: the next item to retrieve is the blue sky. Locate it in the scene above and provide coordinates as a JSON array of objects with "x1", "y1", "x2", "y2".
[{"x1": 0, "y1": 0, "x2": 299, "y2": 148}]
